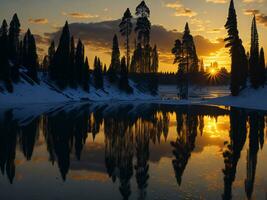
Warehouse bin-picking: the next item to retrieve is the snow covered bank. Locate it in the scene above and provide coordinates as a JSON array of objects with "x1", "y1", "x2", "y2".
[
  {"x1": 207, "y1": 87, "x2": 267, "y2": 111},
  {"x1": 0, "y1": 73, "x2": 159, "y2": 107}
]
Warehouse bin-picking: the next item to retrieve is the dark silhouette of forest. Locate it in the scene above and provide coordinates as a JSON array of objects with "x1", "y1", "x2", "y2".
[
  {"x1": 1, "y1": 0, "x2": 257, "y2": 100},
  {"x1": 0, "y1": 1, "x2": 161, "y2": 96}
]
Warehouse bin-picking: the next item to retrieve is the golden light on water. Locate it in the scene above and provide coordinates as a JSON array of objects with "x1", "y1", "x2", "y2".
[{"x1": 203, "y1": 116, "x2": 230, "y2": 140}]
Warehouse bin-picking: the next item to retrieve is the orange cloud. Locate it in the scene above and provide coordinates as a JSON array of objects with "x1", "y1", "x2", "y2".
[
  {"x1": 62, "y1": 12, "x2": 99, "y2": 19},
  {"x1": 165, "y1": 1, "x2": 197, "y2": 17},
  {"x1": 206, "y1": 0, "x2": 227, "y2": 3},
  {"x1": 28, "y1": 18, "x2": 49, "y2": 24}
]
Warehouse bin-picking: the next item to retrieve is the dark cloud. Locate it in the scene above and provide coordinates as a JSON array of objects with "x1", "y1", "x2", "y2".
[
  {"x1": 257, "y1": 13, "x2": 267, "y2": 27},
  {"x1": 45, "y1": 19, "x2": 224, "y2": 60},
  {"x1": 244, "y1": 9, "x2": 267, "y2": 27}
]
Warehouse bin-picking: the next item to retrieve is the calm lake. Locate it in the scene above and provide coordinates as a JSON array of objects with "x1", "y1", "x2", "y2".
[{"x1": 0, "y1": 103, "x2": 267, "y2": 200}]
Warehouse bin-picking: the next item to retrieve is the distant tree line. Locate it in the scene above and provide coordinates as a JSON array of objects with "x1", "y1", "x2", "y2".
[{"x1": 130, "y1": 70, "x2": 230, "y2": 86}]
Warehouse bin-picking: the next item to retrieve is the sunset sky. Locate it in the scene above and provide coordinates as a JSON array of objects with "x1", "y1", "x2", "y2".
[{"x1": 1, "y1": 0, "x2": 266, "y2": 72}]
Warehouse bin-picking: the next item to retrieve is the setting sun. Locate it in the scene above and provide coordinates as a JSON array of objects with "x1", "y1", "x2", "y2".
[{"x1": 209, "y1": 68, "x2": 218, "y2": 76}]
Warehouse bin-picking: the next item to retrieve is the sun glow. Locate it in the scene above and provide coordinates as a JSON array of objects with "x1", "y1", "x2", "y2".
[{"x1": 209, "y1": 68, "x2": 218, "y2": 76}]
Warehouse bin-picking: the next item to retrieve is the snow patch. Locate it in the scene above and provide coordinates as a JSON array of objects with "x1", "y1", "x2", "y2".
[
  {"x1": 0, "y1": 73, "x2": 159, "y2": 108},
  {"x1": 207, "y1": 87, "x2": 267, "y2": 111}
]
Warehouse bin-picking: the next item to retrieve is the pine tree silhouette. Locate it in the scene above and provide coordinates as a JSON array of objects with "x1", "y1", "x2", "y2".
[
  {"x1": 93, "y1": 56, "x2": 104, "y2": 89},
  {"x1": 259, "y1": 48, "x2": 266, "y2": 87},
  {"x1": 225, "y1": 0, "x2": 248, "y2": 96},
  {"x1": 151, "y1": 45, "x2": 159, "y2": 73},
  {"x1": 172, "y1": 23, "x2": 197, "y2": 99},
  {"x1": 119, "y1": 57, "x2": 132, "y2": 93},
  {"x1": 22, "y1": 29, "x2": 39, "y2": 83},
  {"x1": 75, "y1": 39, "x2": 85, "y2": 85},
  {"x1": 82, "y1": 57, "x2": 90, "y2": 92},
  {"x1": 69, "y1": 36, "x2": 76, "y2": 87},
  {"x1": 249, "y1": 16, "x2": 260, "y2": 89},
  {"x1": 108, "y1": 34, "x2": 120, "y2": 82},
  {"x1": 8, "y1": 14, "x2": 21, "y2": 82},
  {"x1": 135, "y1": 0, "x2": 151, "y2": 73},
  {"x1": 0, "y1": 19, "x2": 13, "y2": 92},
  {"x1": 48, "y1": 40, "x2": 56, "y2": 79},
  {"x1": 120, "y1": 8, "x2": 133, "y2": 70},
  {"x1": 53, "y1": 21, "x2": 71, "y2": 88}
]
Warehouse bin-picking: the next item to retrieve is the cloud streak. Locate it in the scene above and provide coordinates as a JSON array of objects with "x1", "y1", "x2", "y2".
[
  {"x1": 243, "y1": 0, "x2": 265, "y2": 3},
  {"x1": 206, "y1": 0, "x2": 227, "y2": 4},
  {"x1": 62, "y1": 12, "x2": 99, "y2": 19},
  {"x1": 244, "y1": 9, "x2": 267, "y2": 27},
  {"x1": 28, "y1": 18, "x2": 49, "y2": 24},
  {"x1": 165, "y1": 1, "x2": 197, "y2": 17}
]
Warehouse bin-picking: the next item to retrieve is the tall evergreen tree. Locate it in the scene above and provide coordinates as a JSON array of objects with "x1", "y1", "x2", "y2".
[
  {"x1": 135, "y1": 1, "x2": 150, "y2": 47},
  {"x1": 119, "y1": 57, "x2": 132, "y2": 93},
  {"x1": 53, "y1": 21, "x2": 71, "y2": 88},
  {"x1": 48, "y1": 41, "x2": 56, "y2": 79},
  {"x1": 225, "y1": 0, "x2": 248, "y2": 96},
  {"x1": 82, "y1": 57, "x2": 90, "y2": 92},
  {"x1": 103, "y1": 64, "x2": 107, "y2": 74},
  {"x1": 42, "y1": 55, "x2": 49, "y2": 71},
  {"x1": 129, "y1": 40, "x2": 137, "y2": 73},
  {"x1": 69, "y1": 36, "x2": 76, "y2": 87},
  {"x1": 22, "y1": 29, "x2": 39, "y2": 83},
  {"x1": 0, "y1": 19, "x2": 13, "y2": 92},
  {"x1": 151, "y1": 45, "x2": 159, "y2": 73},
  {"x1": 249, "y1": 16, "x2": 260, "y2": 89},
  {"x1": 108, "y1": 34, "x2": 120, "y2": 82},
  {"x1": 130, "y1": 43, "x2": 142, "y2": 73},
  {"x1": 119, "y1": 8, "x2": 133, "y2": 70},
  {"x1": 183, "y1": 23, "x2": 199, "y2": 73},
  {"x1": 75, "y1": 39, "x2": 85, "y2": 85},
  {"x1": 135, "y1": 1, "x2": 151, "y2": 73},
  {"x1": 8, "y1": 14, "x2": 21, "y2": 81},
  {"x1": 172, "y1": 23, "x2": 198, "y2": 99},
  {"x1": 93, "y1": 56, "x2": 103, "y2": 89},
  {"x1": 8, "y1": 14, "x2": 20, "y2": 63},
  {"x1": 18, "y1": 41, "x2": 23, "y2": 65},
  {"x1": 259, "y1": 48, "x2": 266, "y2": 87}
]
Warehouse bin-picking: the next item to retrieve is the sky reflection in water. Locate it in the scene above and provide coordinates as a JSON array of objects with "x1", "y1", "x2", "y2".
[{"x1": 0, "y1": 104, "x2": 267, "y2": 200}]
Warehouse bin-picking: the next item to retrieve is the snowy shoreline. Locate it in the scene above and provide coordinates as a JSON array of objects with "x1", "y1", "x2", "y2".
[
  {"x1": 0, "y1": 73, "x2": 160, "y2": 108},
  {"x1": 205, "y1": 87, "x2": 267, "y2": 111},
  {"x1": 1, "y1": 74, "x2": 267, "y2": 111}
]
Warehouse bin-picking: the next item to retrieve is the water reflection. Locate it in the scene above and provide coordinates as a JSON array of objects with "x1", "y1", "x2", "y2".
[{"x1": 0, "y1": 104, "x2": 266, "y2": 200}]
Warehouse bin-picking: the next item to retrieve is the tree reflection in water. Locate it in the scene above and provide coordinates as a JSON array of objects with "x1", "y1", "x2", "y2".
[{"x1": 0, "y1": 104, "x2": 266, "y2": 199}]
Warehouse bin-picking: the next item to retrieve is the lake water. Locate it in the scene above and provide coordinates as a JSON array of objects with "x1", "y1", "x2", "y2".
[
  {"x1": 0, "y1": 103, "x2": 267, "y2": 200},
  {"x1": 159, "y1": 85, "x2": 230, "y2": 101}
]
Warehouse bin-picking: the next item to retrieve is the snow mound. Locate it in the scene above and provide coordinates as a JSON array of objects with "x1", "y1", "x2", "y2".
[
  {"x1": 0, "y1": 72, "x2": 159, "y2": 107},
  {"x1": 207, "y1": 87, "x2": 267, "y2": 111}
]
